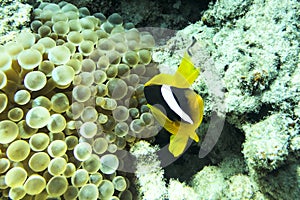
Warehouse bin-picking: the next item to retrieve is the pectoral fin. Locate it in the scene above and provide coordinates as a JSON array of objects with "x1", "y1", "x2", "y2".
[{"x1": 147, "y1": 104, "x2": 179, "y2": 135}]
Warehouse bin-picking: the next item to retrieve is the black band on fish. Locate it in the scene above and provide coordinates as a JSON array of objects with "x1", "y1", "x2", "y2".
[
  {"x1": 144, "y1": 85, "x2": 194, "y2": 124},
  {"x1": 161, "y1": 85, "x2": 193, "y2": 124}
]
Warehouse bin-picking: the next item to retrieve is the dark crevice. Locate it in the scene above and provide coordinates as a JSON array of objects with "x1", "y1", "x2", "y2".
[
  {"x1": 42, "y1": 0, "x2": 213, "y2": 30},
  {"x1": 161, "y1": 120, "x2": 245, "y2": 182},
  {"x1": 246, "y1": 104, "x2": 274, "y2": 123}
]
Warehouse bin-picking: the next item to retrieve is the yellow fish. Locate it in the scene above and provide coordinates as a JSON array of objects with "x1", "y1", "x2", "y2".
[{"x1": 144, "y1": 50, "x2": 204, "y2": 157}]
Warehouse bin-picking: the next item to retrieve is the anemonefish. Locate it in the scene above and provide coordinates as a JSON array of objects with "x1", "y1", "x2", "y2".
[{"x1": 144, "y1": 41, "x2": 204, "y2": 157}]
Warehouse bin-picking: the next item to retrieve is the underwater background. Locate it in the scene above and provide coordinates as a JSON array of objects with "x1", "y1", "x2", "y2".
[{"x1": 0, "y1": 0, "x2": 299, "y2": 199}]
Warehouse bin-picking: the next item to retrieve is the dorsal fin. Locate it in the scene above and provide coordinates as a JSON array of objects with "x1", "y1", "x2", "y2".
[
  {"x1": 175, "y1": 52, "x2": 200, "y2": 87},
  {"x1": 145, "y1": 52, "x2": 200, "y2": 88}
]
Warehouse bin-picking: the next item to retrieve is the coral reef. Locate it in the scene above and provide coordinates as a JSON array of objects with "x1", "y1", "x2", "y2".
[
  {"x1": 243, "y1": 113, "x2": 291, "y2": 172},
  {"x1": 131, "y1": 141, "x2": 200, "y2": 200},
  {"x1": 130, "y1": 141, "x2": 167, "y2": 200},
  {"x1": 0, "y1": 0, "x2": 32, "y2": 44},
  {"x1": 135, "y1": 0, "x2": 300, "y2": 199}
]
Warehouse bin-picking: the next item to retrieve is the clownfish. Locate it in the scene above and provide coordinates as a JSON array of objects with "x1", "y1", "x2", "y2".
[{"x1": 144, "y1": 42, "x2": 204, "y2": 157}]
